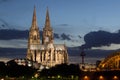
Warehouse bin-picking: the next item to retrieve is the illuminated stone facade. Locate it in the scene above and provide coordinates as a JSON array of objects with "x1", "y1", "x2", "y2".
[
  {"x1": 98, "y1": 51, "x2": 120, "y2": 70},
  {"x1": 27, "y1": 7, "x2": 68, "y2": 67}
]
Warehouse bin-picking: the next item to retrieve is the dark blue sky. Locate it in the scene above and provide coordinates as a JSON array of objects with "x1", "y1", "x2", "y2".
[
  {"x1": 1, "y1": 0, "x2": 120, "y2": 36},
  {"x1": 2, "y1": 0, "x2": 120, "y2": 63}
]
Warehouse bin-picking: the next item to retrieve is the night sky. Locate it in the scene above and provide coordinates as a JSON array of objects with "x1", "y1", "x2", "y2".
[
  {"x1": 1, "y1": 0, "x2": 120, "y2": 34},
  {"x1": 1, "y1": 0, "x2": 120, "y2": 49}
]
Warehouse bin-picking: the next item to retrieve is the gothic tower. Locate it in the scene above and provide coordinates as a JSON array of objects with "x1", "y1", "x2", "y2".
[
  {"x1": 26, "y1": 7, "x2": 69, "y2": 67},
  {"x1": 27, "y1": 7, "x2": 40, "y2": 62},
  {"x1": 42, "y1": 8, "x2": 54, "y2": 45}
]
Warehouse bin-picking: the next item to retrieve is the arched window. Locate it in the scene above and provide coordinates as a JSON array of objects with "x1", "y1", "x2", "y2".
[{"x1": 34, "y1": 35, "x2": 37, "y2": 40}]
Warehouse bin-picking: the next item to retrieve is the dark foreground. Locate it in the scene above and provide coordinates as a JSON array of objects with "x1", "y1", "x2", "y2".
[{"x1": 0, "y1": 61, "x2": 120, "y2": 80}]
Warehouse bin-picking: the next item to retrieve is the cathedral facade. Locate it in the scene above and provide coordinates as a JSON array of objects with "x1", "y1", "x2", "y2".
[{"x1": 27, "y1": 7, "x2": 68, "y2": 67}]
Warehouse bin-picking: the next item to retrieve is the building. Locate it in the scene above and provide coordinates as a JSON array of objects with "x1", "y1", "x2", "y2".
[
  {"x1": 26, "y1": 7, "x2": 68, "y2": 67},
  {"x1": 79, "y1": 63, "x2": 96, "y2": 71}
]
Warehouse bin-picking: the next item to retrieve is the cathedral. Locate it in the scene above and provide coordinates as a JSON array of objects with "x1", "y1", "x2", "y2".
[{"x1": 26, "y1": 7, "x2": 68, "y2": 67}]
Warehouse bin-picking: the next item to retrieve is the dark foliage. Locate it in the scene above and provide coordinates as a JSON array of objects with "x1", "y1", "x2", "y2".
[
  {"x1": 40, "y1": 64, "x2": 81, "y2": 77},
  {"x1": 0, "y1": 62, "x2": 6, "y2": 76},
  {"x1": 6, "y1": 60, "x2": 36, "y2": 77},
  {"x1": 0, "y1": 60, "x2": 37, "y2": 77}
]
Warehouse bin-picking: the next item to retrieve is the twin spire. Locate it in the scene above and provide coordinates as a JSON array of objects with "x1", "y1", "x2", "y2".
[
  {"x1": 45, "y1": 7, "x2": 51, "y2": 28},
  {"x1": 32, "y1": 6, "x2": 38, "y2": 28},
  {"x1": 31, "y1": 6, "x2": 51, "y2": 29}
]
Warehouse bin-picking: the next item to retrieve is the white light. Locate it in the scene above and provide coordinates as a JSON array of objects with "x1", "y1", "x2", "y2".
[
  {"x1": 1, "y1": 78, "x2": 4, "y2": 80},
  {"x1": 28, "y1": 63, "x2": 32, "y2": 67}
]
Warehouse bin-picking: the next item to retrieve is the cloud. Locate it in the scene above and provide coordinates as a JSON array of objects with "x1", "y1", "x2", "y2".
[
  {"x1": 0, "y1": 29, "x2": 74, "y2": 41},
  {"x1": 0, "y1": 18, "x2": 28, "y2": 30},
  {"x1": 82, "y1": 30, "x2": 120, "y2": 49},
  {"x1": 0, "y1": 18, "x2": 9, "y2": 28},
  {"x1": 0, "y1": 39, "x2": 27, "y2": 48},
  {"x1": 91, "y1": 43, "x2": 120, "y2": 50},
  {"x1": 0, "y1": 29, "x2": 84, "y2": 47},
  {"x1": 61, "y1": 33, "x2": 71, "y2": 41},
  {"x1": 0, "y1": 47, "x2": 26, "y2": 58},
  {"x1": 56, "y1": 24, "x2": 70, "y2": 27},
  {"x1": 0, "y1": 29, "x2": 29, "y2": 40},
  {"x1": 0, "y1": 0, "x2": 13, "y2": 4},
  {"x1": 53, "y1": 24, "x2": 75, "y2": 35},
  {"x1": 78, "y1": 35, "x2": 82, "y2": 38},
  {"x1": 54, "y1": 33, "x2": 60, "y2": 38}
]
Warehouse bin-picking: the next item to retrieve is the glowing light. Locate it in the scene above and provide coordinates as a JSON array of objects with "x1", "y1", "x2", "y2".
[
  {"x1": 71, "y1": 75, "x2": 74, "y2": 79},
  {"x1": 84, "y1": 76, "x2": 89, "y2": 80},
  {"x1": 113, "y1": 76, "x2": 118, "y2": 80},
  {"x1": 57, "y1": 75, "x2": 61, "y2": 78},
  {"x1": 99, "y1": 75, "x2": 104, "y2": 80},
  {"x1": 34, "y1": 73, "x2": 39, "y2": 78},
  {"x1": 1, "y1": 78, "x2": 4, "y2": 80},
  {"x1": 102, "y1": 64, "x2": 105, "y2": 68}
]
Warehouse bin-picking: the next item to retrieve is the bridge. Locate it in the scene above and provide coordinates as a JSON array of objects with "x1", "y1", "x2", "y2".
[{"x1": 98, "y1": 51, "x2": 120, "y2": 70}]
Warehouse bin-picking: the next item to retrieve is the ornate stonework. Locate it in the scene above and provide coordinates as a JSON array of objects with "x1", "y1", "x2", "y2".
[
  {"x1": 42, "y1": 8, "x2": 54, "y2": 45},
  {"x1": 27, "y1": 7, "x2": 68, "y2": 67},
  {"x1": 27, "y1": 7, "x2": 40, "y2": 62}
]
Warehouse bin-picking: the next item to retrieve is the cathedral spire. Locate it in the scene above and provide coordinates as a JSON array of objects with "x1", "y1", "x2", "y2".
[
  {"x1": 42, "y1": 7, "x2": 53, "y2": 44},
  {"x1": 31, "y1": 6, "x2": 38, "y2": 29},
  {"x1": 27, "y1": 6, "x2": 40, "y2": 61},
  {"x1": 45, "y1": 7, "x2": 51, "y2": 28}
]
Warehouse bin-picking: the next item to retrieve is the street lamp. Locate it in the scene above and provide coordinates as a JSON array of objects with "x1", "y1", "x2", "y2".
[
  {"x1": 83, "y1": 75, "x2": 89, "y2": 80},
  {"x1": 99, "y1": 75, "x2": 104, "y2": 80},
  {"x1": 113, "y1": 76, "x2": 118, "y2": 80}
]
